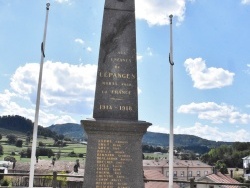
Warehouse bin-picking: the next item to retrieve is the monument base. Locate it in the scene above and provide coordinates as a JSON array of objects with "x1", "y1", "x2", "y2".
[{"x1": 81, "y1": 119, "x2": 151, "y2": 188}]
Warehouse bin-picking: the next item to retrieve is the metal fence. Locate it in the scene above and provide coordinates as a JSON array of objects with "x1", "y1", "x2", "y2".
[
  {"x1": 0, "y1": 172, "x2": 83, "y2": 188},
  {"x1": 1, "y1": 173, "x2": 250, "y2": 188}
]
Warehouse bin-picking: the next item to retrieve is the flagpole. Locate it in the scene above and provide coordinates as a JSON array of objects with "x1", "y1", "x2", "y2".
[
  {"x1": 29, "y1": 3, "x2": 50, "y2": 188},
  {"x1": 169, "y1": 14, "x2": 174, "y2": 188}
]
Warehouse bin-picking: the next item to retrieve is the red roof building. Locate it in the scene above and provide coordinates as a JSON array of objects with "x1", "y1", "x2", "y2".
[
  {"x1": 196, "y1": 172, "x2": 241, "y2": 188},
  {"x1": 144, "y1": 170, "x2": 179, "y2": 188}
]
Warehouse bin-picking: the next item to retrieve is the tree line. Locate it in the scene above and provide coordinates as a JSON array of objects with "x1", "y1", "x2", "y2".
[{"x1": 201, "y1": 142, "x2": 250, "y2": 169}]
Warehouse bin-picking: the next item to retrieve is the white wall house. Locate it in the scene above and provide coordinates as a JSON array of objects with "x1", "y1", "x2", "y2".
[
  {"x1": 143, "y1": 159, "x2": 213, "y2": 181},
  {"x1": 243, "y1": 156, "x2": 250, "y2": 180}
]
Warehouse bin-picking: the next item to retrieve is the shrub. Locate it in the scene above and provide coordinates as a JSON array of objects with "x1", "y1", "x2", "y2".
[
  {"x1": 68, "y1": 151, "x2": 77, "y2": 157},
  {"x1": 36, "y1": 147, "x2": 54, "y2": 157},
  {"x1": 15, "y1": 139, "x2": 23, "y2": 147},
  {"x1": 245, "y1": 180, "x2": 250, "y2": 183},
  {"x1": 64, "y1": 138, "x2": 71, "y2": 141},
  {"x1": 0, "y1": 145, "x2": 3, "y2": 155},
  {"x1": 39, "y1": 141, "x2": 45, "y2": 147},
  {"x1": 234, "y1": 176, "x2": 244, "y2": 183},
  {"x1": 3, "y1": 156, "x2": 16, "y2": 162},
  {"x1": 78, "y1": 153, "x2": 83, "y2": 158},
  {"x1": 6, "y1": 134, "x2": 17, "y2": 145},
  {"x1": 20, "y1": 148, "x2": 31, "y2": 158},
  {"x1": 54, "y1": 140, "x2": 67, "y2": 147},
  {"x1": 0, "y1": 178, "x2": 10, "y2": 186}
]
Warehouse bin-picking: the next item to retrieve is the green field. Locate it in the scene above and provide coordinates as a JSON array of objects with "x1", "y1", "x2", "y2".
[{"x1": 0, "y1": 130, "x2": 87, "y2": 162}]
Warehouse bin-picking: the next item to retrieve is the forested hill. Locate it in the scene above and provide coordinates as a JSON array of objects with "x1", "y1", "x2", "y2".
[
  {"x1": 0, "y1": 115, "x2": 233, "y2": 153},
  {"x1": 0, "y1": 115, "x2": 56, "y2": 138},
  {"x1": 143, "y1": 132, "x2": 233, "y2": 154},
  {"x1": 143, "y1": 132, "x2": 232, "y2": 147},
  {"x1": 47, "y1": 123, "x2": 233, "y2": 151},
  {"x1": 48, "y1": 123, "x2": 87, "y2": 140}
]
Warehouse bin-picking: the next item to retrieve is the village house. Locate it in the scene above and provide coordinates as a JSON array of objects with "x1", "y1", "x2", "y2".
[
  {"x1": 196, "y1": 172, "x2": 241, "y2": 188},
  {"x1": 143, "y1": 159, "x2": 213, "y2": 181},
  {"x1": 243, "y1": 155, "x2": 250, "y2": 180},
  {"x1": 144, "y1": 170, "x2": 180, "y2": 188},
  {"x1": 0, "y1": 161, "x2": 10, "y2": 174}
]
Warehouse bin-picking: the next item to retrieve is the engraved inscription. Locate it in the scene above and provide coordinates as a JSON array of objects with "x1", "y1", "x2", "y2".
[
  {"x1": 97, "y1": 52, "x2": 136, "y2": 112},
  {"x1": 99, "y1": 105, "x2": 133, "y2": 111},
  {"x1": 95, "y1": 139, "x2": 132, "y2": 188},
  {"x1": 111, "y1": 90, "x2": 131, "y2": 95},
  {"x1": 111, "y1": 57, "x2": 132, "y2": 63},
  {"x1": 99, "y1": 71, "x2": 136, "y2": 79},
  {"x1": 99, "y1": 105, "x2": 113, "y2": 110},
  {"x1": 94, "y1": 47, "x2": 138, "y2": 120}
]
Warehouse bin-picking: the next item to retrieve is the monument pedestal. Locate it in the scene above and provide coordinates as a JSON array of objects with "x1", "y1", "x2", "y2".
[{"x1": 81, "y1": 119, "x2": 151, "y2": 188}]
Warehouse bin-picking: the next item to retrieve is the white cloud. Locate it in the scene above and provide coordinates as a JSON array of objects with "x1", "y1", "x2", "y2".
[
  {"x1": 137, "y1": 54, "x2": 143, "y2": 62},
  {"x1": 75, "y1": 38, "x2": 84, "y2": 45},
  {"x1": 147, "y1": 122, "x2": 250, "y2": 142},
  {"x1": 54, "y1": 0, "x2": 71, "y2": 4},
  {"x1": 148, "y1": 125, "x2": 168, "y2": 134},
  {"x1": 53, "y1": 115, "x2": 77, "y2": 125},
  {"x1": 175, "y1": 122, "x2": 250, "y2": 142},
  {"x1": 241, "y1": 0, "x2": 250, "y2": 5},
  {"x1": 1, "y1": 61, "x2": 98, "y2": 126},
  {"x1": 10, "y1": 61, "x2": 97, "y2": 114},
  {"x1": 245, "y1": 64, "x2": 250, "y2": 74},
  {"x1": 135, "y1": 0, "x2": 186, "y2": 26},
  {"x1": 74, "y1": 38, "x2": 92, "y2": 53},
  {"x1": 178, "y1": 102, "x2": 250, "y2": 124},
  {"x1": 0, "y1": 90, "x2": 16, "y2": 104},
  {"x1": 146, "y1": 47, "x2": 153, "y2": 56},
  {"x1": 86, "y1": 47, "x2": 92, "y2": 52},
  {"x1": 184, "y1": 58, "x2": 235, "y2": 89},
  {"x1": 0, "y1": 99, "x2": 77, "y2": 126},
  {"x1": 138, "y1": 87, "x2": 142, "y2": 95}
]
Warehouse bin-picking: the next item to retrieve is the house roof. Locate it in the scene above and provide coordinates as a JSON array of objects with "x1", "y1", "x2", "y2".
[
  {"x1": 242, "y1": 156, "x2": 250, "y2": 160},
  {"x1": 197, "y1": 172, "x2": 241, "y2": 188},
  {"x1": 143, "y1": 159, "x2": 212, "y2": 168},
  {"x1": 144, "y1": 170, "x2": 179, "y2": 188}
]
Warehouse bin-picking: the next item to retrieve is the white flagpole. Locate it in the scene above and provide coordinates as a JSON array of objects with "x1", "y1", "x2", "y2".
[
  {"x1": 169, "y1": 14, "x2": 174, "y2": 188},
  {"x1": 29, "y1": 3, "x2": 50, "y2": 188}
]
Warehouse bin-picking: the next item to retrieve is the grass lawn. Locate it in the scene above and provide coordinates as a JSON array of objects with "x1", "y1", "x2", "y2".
[{"x1": 0, "y1": 133, "x2": 87, "y2": 163}]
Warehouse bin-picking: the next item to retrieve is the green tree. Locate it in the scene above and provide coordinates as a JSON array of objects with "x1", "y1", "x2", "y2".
[
  {"x1": 232, "y1": 142, "x2": 250, "y2": 151},
  {"x1": 26, "y1": 131, "x2": 31, "y2": 145},
  {"x1": 0, "y1": 134, "x2": 2, "y2": 140},
  {"x1": 15, "y1": 139, "x2": 23, "y2": 147},
  {"x1": 58, "y1": 134, "x2": 64, "y2": 140},
  {"x1": 6, "y1": 134, "x2": 17, "y2": 144},
  {"x1": 215, "y1": 160, "x2": 228, "y2": 174},
  {"x1": 39, "y1": 141, "x2": 45, "y2": 147},
  {"x1": 0, "y1": 145, "x2": 3, "y2": 155}
]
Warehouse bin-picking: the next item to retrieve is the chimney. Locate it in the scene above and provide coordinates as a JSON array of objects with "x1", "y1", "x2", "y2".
[
  {"x1": 213, "y1": 167, "x2": 217, "y2": 174},
  {"x1": 230, "y1": 170, "x2": 233, "y2": 178}
]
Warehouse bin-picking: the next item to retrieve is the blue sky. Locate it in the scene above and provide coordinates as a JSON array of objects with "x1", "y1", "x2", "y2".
[{"x1": 1, "y1": 0, "x2": 250, "y2": 142}]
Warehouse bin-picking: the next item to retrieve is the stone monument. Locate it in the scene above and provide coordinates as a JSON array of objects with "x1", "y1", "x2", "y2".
[{"x1": 81, "y1": 0, "x2": 151, "y2": 187}]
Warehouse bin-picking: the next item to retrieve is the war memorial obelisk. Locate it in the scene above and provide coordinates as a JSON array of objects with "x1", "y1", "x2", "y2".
[{"x1": 81, "y1": 0, "x2": 151, "y2": 187}]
